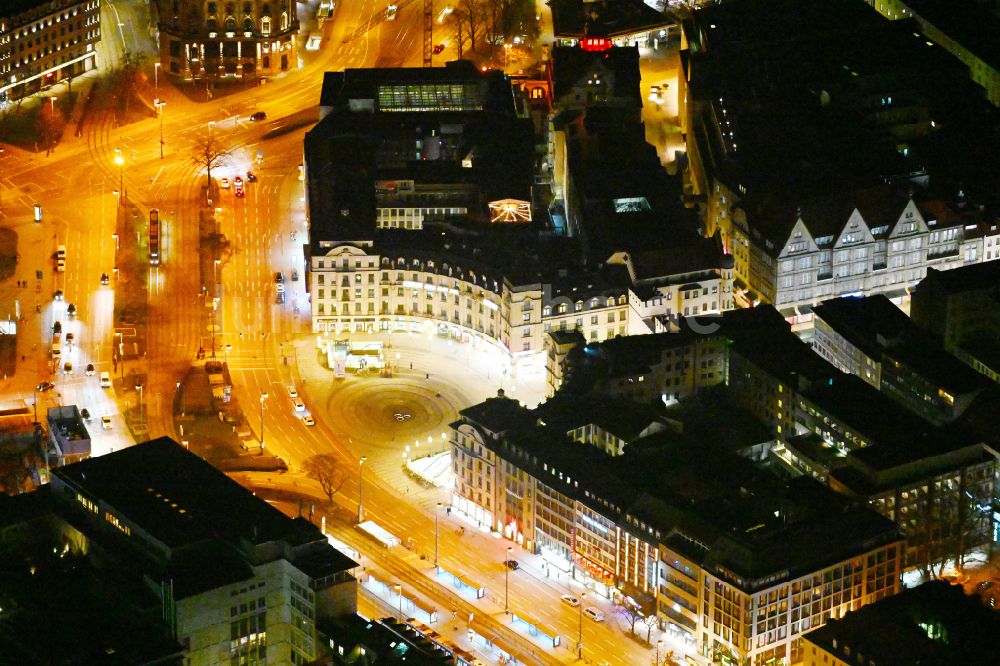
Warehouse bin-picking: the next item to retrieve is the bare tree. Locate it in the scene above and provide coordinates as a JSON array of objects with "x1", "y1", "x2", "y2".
[
  {"x1": 111, "y1": 50, "x2": 148, "y2": 121},
  {"x1": 37, "y1": 101, "x2": 66, "y2": 153},
  {"x1": 456, "y1": 0, "x2": 486, "y2": 52},
  {"x1": 303, "y1": 455, "x2": 349, "y2": 504},
  {"x1": 641, "y1": 613, "x2": 657, "y2": 642},
  {"x1": 190, "y1": 134, "x2": 232, "y2": 191},
  {"x1": 615, "y1": 601, "x2": 643, "y2": 636}
]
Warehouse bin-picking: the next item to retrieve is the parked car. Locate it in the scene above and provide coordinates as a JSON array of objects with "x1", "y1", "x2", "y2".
[
  {"x1": 36, "y1": 381, "x2": 55, "y2": 392},
  {"x1": 503, "y1": 559, "x2": 519, "y2": 571},
  {"x1": 302, "y1": 414, "x2": 315, "y2": 426},
  {"x1": 85, "y1": 363, "x2": 95, "y2": 376},
  {"x1": 56, "y1": 244, "x2": 66, "y2": 259},
  {"x1": 63, "y1": 361, "x2": 72, "y2": 375},
  {"x1": 67, "y1": 303, "x2": 76, "y2": 318},
  {"x1": 100, "y1": 273, "x2": 109, "y2": 285},
  {"x1": 101, "y1": 415, "x2": 113, "y2": 430},
  {"x1": 291, "y1": 397, "x2": 305, "y2": 412},
  {"x1": 56, "y1": 258, "x2": 65, "y2": 272},
  {"x1": 99, "y1": 371, "x2": 112, "y2": 388},
  {"x1": 287, "y1": 385, "x2": 298, "y2": 398},
  {"x1": 560, "y1": 595, "x2": 580, "y2": 607},
  {"x1": 582, "y1": 607, "x2": 604, "y2": 622},
  {"x1": 80, "y1": 408, "x2": 91, "y2": 422},
  {"x1": 249, "y1": 111, "x2": 267, "y2": 121}
]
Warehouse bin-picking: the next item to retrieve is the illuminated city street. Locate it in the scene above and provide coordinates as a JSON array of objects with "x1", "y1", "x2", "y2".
[{"x1": 6, "y1": 1, "x2": 1000, "y2": 665}]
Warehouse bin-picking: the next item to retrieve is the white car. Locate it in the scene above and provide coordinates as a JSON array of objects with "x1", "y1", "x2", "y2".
[
  {"x1": 302, "y1": 414, "x2": 315, "y2": 426},
  {"x1": 101, "y1": 415, "x2": 113, "y2": 430},
  {"x1": 57, "y1": 258, "x2": 65, "y2": 272},
  {"x1": 57, "y1": 244, "x2": 66, "y2": 258},
  {"x1": 100, "y1": 371, "x2": 112, "y2": 388},
  {"x1": 219, "y1": 177, "x2": 230, "y2": 189},
  {"x1": 560, "y1": 595, "x2": 580, "y2": 607},
  {"x1": 291, "y1": 397, "x2": 305, "y2": 412},
  {"x1": 582, "y1": 607, "x2": 604, "y2": 622},
  {"x1": 287, "y1": 385, "x2": 298, "y2": 398}
]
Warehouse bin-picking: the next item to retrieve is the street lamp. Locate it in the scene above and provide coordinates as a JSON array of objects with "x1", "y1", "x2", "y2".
[
  {"x1": 258, "y1": 391, "x2": 268, "y2": 455},
  {"x1": 357, "y1": 456, "x2": 367, "y2": 523},
  {"x1": 656, "y1": 639, "x2": 664, "y2": 666},
  {"x1": 504, "y1": 546, "x2": 513, "y2": 614},
  {"x1": 113, "y1": 149, "x2": 124, "y2": 204},
  {"x1": 155, "y1": 100, "x2": 166, "y2": 159},
  {"x1": 115, "y1": 331, "x2": 124, "y2": 381},
  {"x1": 578, "y1": 591, "x2": 587, "y2": 658},
  {"x1": 135, "y1": 383, "x2": 143, "y2": 420},
  {"x1": 434, "y1": 502, "x2": 441, "y2": 567},
  {"x1": 111, "y1": 233, "x2": 119, "y2": 250},
  {"x1": 211, "y1": 298, "x2": 219, "y2": 358}
]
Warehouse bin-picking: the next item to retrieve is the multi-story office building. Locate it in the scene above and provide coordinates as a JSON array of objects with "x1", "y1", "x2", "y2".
[
  {"x1": 680, "y1": 0, "x2": 1000, "y2": 322},
  {"x1": 0, "y1": 0, "x2": 101, "y2": 103},
  {"x1": 450, "y1": 390, "x2": 904, "y2": 666},
  {"x1": 554, "y1": 305, "x2": 999, "y2": 575},
  {"x1": 155, "y1": 0, "x2": 298, "y2": 80},
  {"x1": 0, "y1": 438, "x2": 358, "y2": 665},
  {"x1": 811, "y1": 295, "x2": 989, "y2": 423},
  {"x1": 777, "y1": 373, "x2": 997, "y2": 571}
]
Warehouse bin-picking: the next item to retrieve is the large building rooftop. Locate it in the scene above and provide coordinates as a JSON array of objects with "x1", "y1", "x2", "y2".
[
  {"x1": 54, "y1": 437, "x2": 314, "y2": 550},
  {"x1": 804, "y1": 580, "x2": 1000, "y2": 665},
  {"x1": 687, "y1": 0, "x2": 1000, "y2": 210}
]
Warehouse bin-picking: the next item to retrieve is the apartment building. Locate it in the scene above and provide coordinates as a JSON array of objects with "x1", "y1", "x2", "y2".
[
  {"x1": 0, "y1": 0, "x2": 101, "y2": 103},
  {"x1": 155, "y1": 0, "x2": 298, "y2": 80},
  {"x1": 450, "y1": 391, "x2": 904, "y2": 666}
]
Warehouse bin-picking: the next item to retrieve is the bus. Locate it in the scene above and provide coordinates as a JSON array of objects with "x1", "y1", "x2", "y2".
[{"x1": 149, "y1": 208, "x2": 160, "y2": 265}]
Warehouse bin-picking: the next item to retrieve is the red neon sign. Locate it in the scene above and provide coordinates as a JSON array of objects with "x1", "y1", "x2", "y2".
[{"x1": 581, "y1": 37, "x2": 612, "y2": 52}]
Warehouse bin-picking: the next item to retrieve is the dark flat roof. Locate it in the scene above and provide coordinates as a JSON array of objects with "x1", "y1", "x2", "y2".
[
  {"x1": 805, "y1": 580, "x2": 1000, "y2": 665},
  {"x1": 904, "y1": 0, "x2": 1000, "y2": 72},
  {"x1": 550, "y1": 0, "x2": 671, "y2": 39},
  {"x1": 919, "y1": 261, "x2": 1000, "y2": 295},
  {"x1": 54, "y1": 437, "x2": 317, "y2": 551}
]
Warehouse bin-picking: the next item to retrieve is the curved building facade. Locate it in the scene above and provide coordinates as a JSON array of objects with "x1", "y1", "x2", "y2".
[{"x1": 155, "y1": 0, "x2": 297, "y2": 80}]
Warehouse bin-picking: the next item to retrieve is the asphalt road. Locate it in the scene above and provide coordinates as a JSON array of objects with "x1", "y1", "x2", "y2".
[{"x1": 0, "y1": 2, "x2": 695, "y2": 664}]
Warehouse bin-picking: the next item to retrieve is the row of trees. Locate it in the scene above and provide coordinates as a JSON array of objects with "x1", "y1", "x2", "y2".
[{"x1": 444, "y1": 0, "x2": 539, "y2": 55}]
